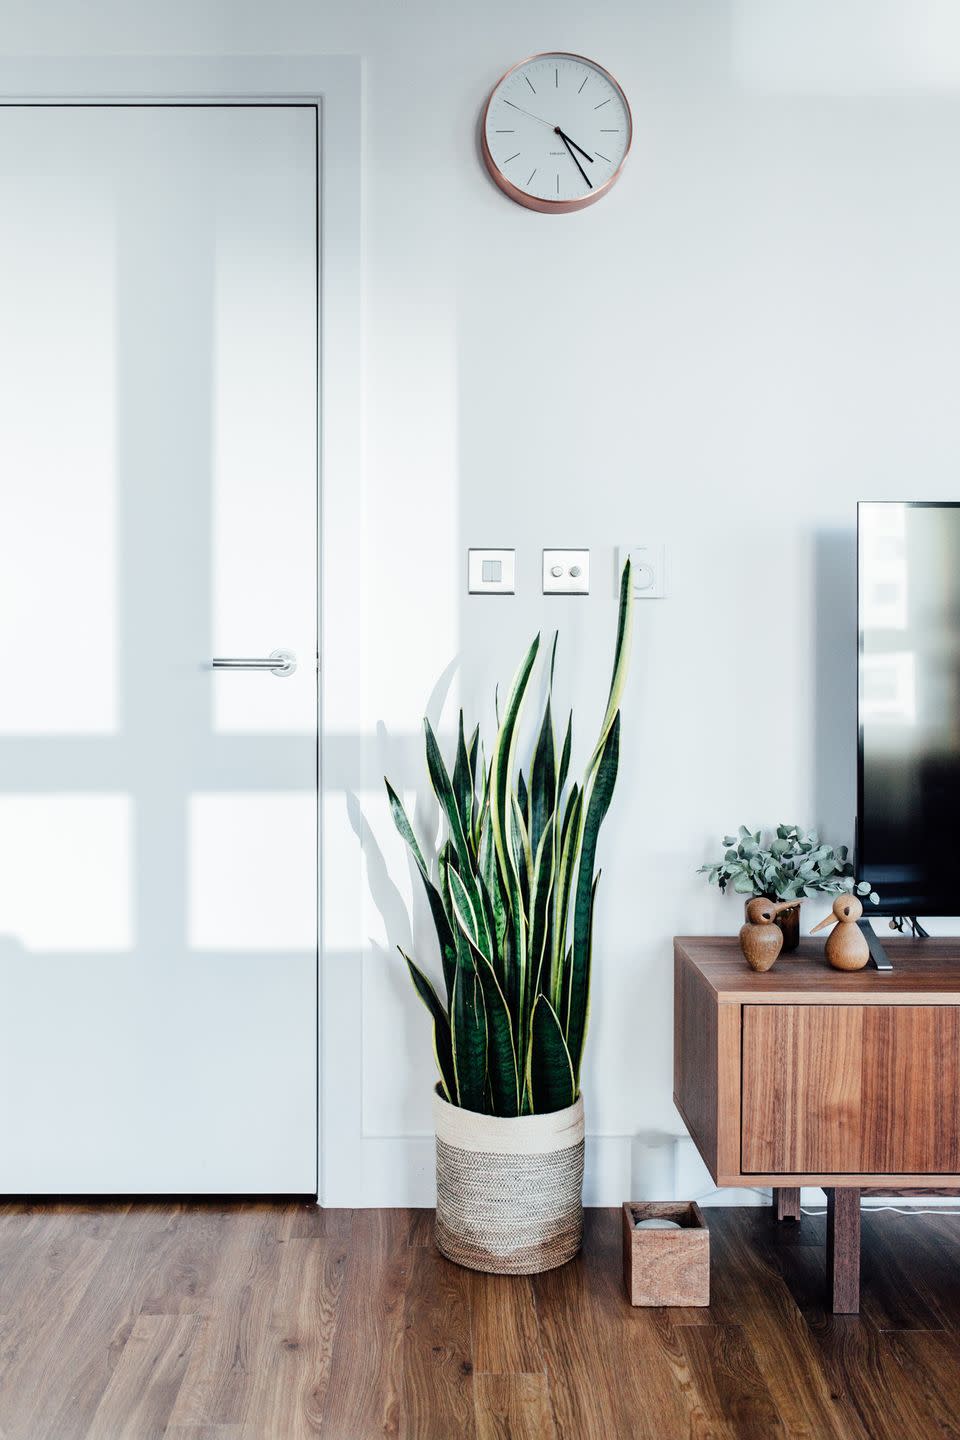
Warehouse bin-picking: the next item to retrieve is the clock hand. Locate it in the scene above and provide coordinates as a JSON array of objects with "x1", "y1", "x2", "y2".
[
  {"x1": 555, "y1": 127, "x2": 594, "y2": 164},
  {"x1": 501, "y1": 98, "x2": 553, "y2": 128},
  {"x1": 557, "y1": 132, "x2": 592, "y2": 190}
]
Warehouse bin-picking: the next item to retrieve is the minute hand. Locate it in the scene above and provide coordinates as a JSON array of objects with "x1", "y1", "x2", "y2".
[
  {"x1": 555, "y1": 127, "x2": 594, "y2": 164},
  {"x1": 557, "y1": 132, "x2": 592, "y2": 190}
]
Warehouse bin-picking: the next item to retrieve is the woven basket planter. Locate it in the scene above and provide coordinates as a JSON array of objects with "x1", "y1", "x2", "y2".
[{"x1": 433, "y1": 1089, "x2": 585, "y2": 1275}]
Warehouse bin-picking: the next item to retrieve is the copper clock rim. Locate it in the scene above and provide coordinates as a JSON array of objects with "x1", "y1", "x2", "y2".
[{"x1": 480, "y1": 50, "x2": 633, "y2": 214}]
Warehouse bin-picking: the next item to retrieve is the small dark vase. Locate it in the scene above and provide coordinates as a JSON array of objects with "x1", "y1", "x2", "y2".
[{"x1": 745, "y1": 898, "x2": 801, "y2": 952}]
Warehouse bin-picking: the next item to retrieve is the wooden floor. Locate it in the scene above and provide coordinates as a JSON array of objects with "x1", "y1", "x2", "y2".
[{"x1": 2, "y1": 1203, "x2": 960, "y2": 1438}]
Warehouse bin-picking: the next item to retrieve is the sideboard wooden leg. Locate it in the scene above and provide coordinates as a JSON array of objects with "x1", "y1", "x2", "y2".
[
  {"x1": 773, "y1": 1187, "x2": 801, "y2": 1222},
  {"x1": 826, "y1": 1187, "x2": 861, "y2": 1314}
]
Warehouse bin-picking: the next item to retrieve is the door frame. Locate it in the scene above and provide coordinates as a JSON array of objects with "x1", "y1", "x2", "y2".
[{"x1": 0, "y1": 57, "x2": 364, "y2": 1202}]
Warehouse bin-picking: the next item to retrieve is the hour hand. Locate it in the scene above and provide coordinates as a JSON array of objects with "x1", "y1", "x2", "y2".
[
  {"x1": 554, "y1": 128, "x2": 594, "y2": 164},
  {"x1": 557, "y1": 132, "x2": 592, "y2": 190}
]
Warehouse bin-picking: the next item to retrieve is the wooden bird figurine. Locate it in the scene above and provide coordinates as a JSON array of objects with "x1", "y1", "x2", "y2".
[
  {"x1": 739, "y1": 898, "x2": 796, "y2": 972},
  {"x1": 811, "y1": 895, "x2": 869, "y2": 970}
]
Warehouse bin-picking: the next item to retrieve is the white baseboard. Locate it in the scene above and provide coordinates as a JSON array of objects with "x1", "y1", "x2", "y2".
[
  {"x1": 322, "y1": 1132, "x2": 960, "y2": 1209},
  {"x1": 321, "y1": 1133, "x2": 762, "y2": 1207}
]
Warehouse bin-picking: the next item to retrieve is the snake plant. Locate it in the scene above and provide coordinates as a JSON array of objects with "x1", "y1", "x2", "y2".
[{"x1": 385, "y1": 560, "x2": 634, "y2": 1116}]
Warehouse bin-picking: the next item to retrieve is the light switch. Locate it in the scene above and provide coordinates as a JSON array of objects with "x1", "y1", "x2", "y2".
[
  {"x1": 543, "y1": 549, "x2": 589, "y2": 595},
  {"x1": 468, "y1": 548, "x2": 515, "y2": 594},
  {"x1": 618, "y1": 544, "x2": 666, "y2": 599}
]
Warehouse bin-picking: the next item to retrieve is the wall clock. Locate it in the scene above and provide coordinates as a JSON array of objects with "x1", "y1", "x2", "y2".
[{"x1": 481, "y1": 52, "x2": 632, "y2": 214}]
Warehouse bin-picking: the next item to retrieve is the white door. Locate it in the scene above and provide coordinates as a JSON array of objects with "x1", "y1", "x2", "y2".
[{"x1": 0, "y1": 105, "x2": 318, "y2": 1193}]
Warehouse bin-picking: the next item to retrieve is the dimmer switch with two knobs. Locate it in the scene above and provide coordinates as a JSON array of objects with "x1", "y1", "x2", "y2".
[{"x1": 543, "y1": 550, "x2": 589, "y2": 595}]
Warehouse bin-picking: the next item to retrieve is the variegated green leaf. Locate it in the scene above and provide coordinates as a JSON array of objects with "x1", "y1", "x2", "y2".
[
  {"x1": 551, "y1": 784, "x2": 582, "y2": 1009},
  {"x1": 585, "y1": 560, "x2": 633, "y2": 781},
  {"x1": 400, "y1": 949, "x2": 455, "y2": 1102},
  {"x1": 451, "y1": 962, "x2": 486, "y2": 1112},
  {"x1": 480, "y1": 823, "x2": 508, "y2": 978},
  {"x1": 385, "y1": 779, "x2": 457, "y2": 1002},
  {"x1": 529, "y1": 697, "x2": 556, "y2": 861},
  {"x1": 490, "y1": 635, "x2": 540, "y2": 883},
  {"x1": 557, "y1": 710, "x2": 573, "y2": 800},
  {"x1": 567, "y1": 714, "x2": 620, "y2": 1074},
  {"x1": 448, "y1": 872, "x2": 520, "y2": 1117},
  {"x1": 528, "y1": 813, "x2": 557, "y2": 1020},
  {"x1": 451, "y1": 710, "x2": 474, "y2": 843},
  {"x1": 424, "y1": 718, "x2": 492, "y2": 960},
  {"x1": 528, "y1": 995, "x2": 576, "y2": 1114}
]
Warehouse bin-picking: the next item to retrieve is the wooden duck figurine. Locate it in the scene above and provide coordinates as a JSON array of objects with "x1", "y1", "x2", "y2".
[
  {"x1": 811, "y1": 895, "x2": 869, "y2": 971},
  {"x1": 739, "y1": 898, "x2": 797, "y2": 972}
]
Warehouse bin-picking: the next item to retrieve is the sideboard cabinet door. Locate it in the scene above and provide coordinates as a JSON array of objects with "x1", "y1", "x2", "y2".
[{"x1": 741, "y1": 1005, "x2": 960, "y2": 1175}]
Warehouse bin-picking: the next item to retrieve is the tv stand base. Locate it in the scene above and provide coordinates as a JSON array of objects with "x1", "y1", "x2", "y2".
[{"x1": 857, "y1": 917, "x2": 894, "y2": 970}]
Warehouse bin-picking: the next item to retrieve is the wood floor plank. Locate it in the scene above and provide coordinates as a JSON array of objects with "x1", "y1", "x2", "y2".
[
  {"x1": 402, "y1": 1241, "x2": 476, "y2": 1439},
  {"x1": 674, "y1": 1324, "x2": 784, "y2": 1438},
  {"x1": 471, "y1": 1274, "x2": 544, "y2": 1375},
  {"x1": 758, "y1": 1232, "x2": 945, "y2": 1440},
  {"x1": 85, "y1": 1312, "x2": 199, "y2": 1440},
  {"x1": 706, "y1": 1209, "x2": 854, "y2": 1440},
  {"x1": 164, "y1": 1428, "x2": 242, "y2": 1439},
  {"x1": 0, "y1": 1209, "x2": 150, "y2": 1440},
  {"x1": 886, "y1": 1328, "x2": 960, "y2": 1436},
  {"x1": 870, "y1": 1211, "x2": 960, "y2": 1332},
  {"x1": 774, "y1": 1214, "x2": 943, "y2": 1333},
  {"x1": 406, "y1": 1209, "x2": 435, "y2": 1248},
  {"x1": 237, "y1": 1237, "x2": 348, "y2": 1439},
  {"x1": 317, "y1": 1209, "x2": 409, "y2": 1440},
  {"x1": 532, "y1": 1210, "x2": 696, "y2": 1440},
  {"x1": 285, "y1": 1205, "x2": 354, "y2": 1241},
  {"x1": 474, "y1": 1374, "x2": 556, "y2": 1440},
  {"x1": 0, "y1": 1203, "x2": 957, "y2": 1440},
  {"x1": 164, "y1": 1208, "x2": 290, "y2": 1430}
]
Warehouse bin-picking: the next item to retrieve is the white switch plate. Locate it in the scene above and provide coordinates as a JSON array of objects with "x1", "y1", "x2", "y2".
[
  {"x1": 543, "y1": 549, "x2": 589, "y2": 595},
  {"x1": 618, "y1": 544, "x2": 666, "y2": 599},
  {"x1": 468, "y1": 548, "x2": 515, "y2": 594}
]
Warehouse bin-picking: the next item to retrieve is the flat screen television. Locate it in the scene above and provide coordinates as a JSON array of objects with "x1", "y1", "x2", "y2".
[{"x1": 858, "y1": 501, "x2": 960, "y2": 917}]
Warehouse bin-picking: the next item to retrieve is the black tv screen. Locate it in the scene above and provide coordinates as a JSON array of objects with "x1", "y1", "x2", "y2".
[{"x1": 858, "y1": 501, "x2": 960, "y2": 915}]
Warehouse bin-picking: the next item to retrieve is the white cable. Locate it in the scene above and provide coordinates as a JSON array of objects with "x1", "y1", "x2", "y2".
[
  {"x1": 693, "y1": 1186, "x2": 960, "y2": 1217},
  {"x1": 801, "y1": 1205, "x2": 960, "y2": 1217}
]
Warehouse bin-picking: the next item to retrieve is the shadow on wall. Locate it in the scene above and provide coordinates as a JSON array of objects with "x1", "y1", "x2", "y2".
[
  {"x1": 349, "y1": 658, "x2": 461, "y2": 1139},
  {"x1": 813, "y1": 528, "x2": 857, "y2": 849}
]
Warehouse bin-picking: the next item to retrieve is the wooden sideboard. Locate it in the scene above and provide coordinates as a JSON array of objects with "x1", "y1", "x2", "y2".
[{"x1": 674, "y1": 936, "x2": 960, "y2": 1312}]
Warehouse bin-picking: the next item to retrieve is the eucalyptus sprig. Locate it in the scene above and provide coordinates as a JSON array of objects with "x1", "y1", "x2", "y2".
[{"x1": 698, "y1": 824, "x2": 879, "y2": 905}]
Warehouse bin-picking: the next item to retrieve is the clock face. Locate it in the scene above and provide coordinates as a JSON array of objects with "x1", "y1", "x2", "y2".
[{"x1": 481, "y1": 53, "x2": 632, "y2": 213}]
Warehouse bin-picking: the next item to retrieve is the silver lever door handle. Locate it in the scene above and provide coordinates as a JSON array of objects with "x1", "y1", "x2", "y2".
[{"x1": 212, "y1": 648, "x2": 296, "y2": 677}]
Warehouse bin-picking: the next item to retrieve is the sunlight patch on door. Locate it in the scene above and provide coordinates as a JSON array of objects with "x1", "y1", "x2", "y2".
[
  {"x1": 0, "y1": 795, "x2": 132, "y2": 951},
  {"x1": 0, "y1": 172, "x2": 117, "y2": 733}
]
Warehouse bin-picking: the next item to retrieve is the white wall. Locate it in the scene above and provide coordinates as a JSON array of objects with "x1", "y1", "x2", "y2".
[{"x1": 4, "y1": 0, "x2": 960, "y2": 1204}]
